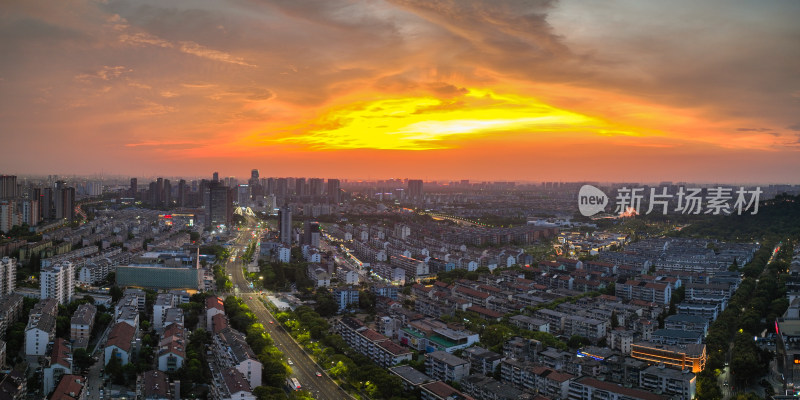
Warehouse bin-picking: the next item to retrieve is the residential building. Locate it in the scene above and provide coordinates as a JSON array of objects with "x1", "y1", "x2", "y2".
[
  {"x1": 650, "y1": 329, "x2": 703, "y2": 345},
  {"x1": 105, "y1": 322, "x2": 136, "y2": 366},
  {"x1": 461, "y1": 374, "x2": 528, "y2": 400},
  {"x1": 389, "y1": 365, "x2": 434, "y2": 391},
  {"x1": 278, "y1": 204, "x2": 292, "y2": 245},
  {"x1": 639, "y1": 365, "x2": 696, "y2": 399},
  {"x1": 25, "y1": 298, "x2": 58, "y2": 357},
  {"x1": 664, "y1": 314, "x2": 709, "y2": 336},
  {"x1": 462, "y1": 346, "x2": 503, "y2": 376},
  {"x1": 0, "y1": 257, "x2": 16, "y2": 297},
  {"x1": 158, "y1": 323, "x2": 185, "y2": 372},
  {"x1": 419, "y1": 381, "x2": 473, "y2": 400},
  {"x1": 211, "y1": 367, "x2": 256, "y2": 400},
  {"x1": 49, "y1": 375, "x2": 85, "y2": 400},
  {"x1": 153, "y1": 293, "x2": 176, "y2": 332},
  {"x1": 568, "y1": 376, "x2": 666, "y2": 400},
  {"x1": 206, "y1": 296, "x2": 225, "y2": 331},
  {"x1": 0, "y1": 294, "x2": 24, "y2": 339},
  {"x1": 140, "y1": 370, "x2": 171, "y2": 400},
  {"x1": 333, "y1": 286, "x2": 360, "y2": 313},
  {"x1": 214, "y1": 327, "x2": 262, "y2": 389},
  {"x1": 425, "y1": 351, "x2": 470, "y2": 383},
  {"x1": 40, "y1": 262, "x2": 74, "y2": 305},
  {"x1": 43, "y1": 338, "x2": 72, "y2": 396},
  {"x1": 509, "y1": 315, "x2": 549, "y2": 333},
  {"x1": 69, "y1": 303, "x2": 96, "y2": 349}
]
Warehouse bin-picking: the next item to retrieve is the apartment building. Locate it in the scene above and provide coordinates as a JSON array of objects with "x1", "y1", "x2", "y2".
[
  {"x1": 639, "y1": 365, "x2": 696, "y2": 399},
  {"x1": 214, "y1": 327, "x2": 262, "y2": 389},
  {"x1": 425, "y1": 351, "x2": 470, "y2": 383},
  {"x1": 70, "y1": 303, "x2": 96, "y2": 349}
]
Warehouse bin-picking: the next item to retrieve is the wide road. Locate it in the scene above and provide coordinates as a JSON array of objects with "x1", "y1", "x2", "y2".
[{"x1": 224, "y1": 224, "x2": 349, "y2": 400}]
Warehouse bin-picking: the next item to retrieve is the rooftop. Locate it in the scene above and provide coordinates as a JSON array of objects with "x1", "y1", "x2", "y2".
[
  {"x1": 49, "y1": 375, "x2": 85, "y2": 400},
  {"x1": 143, "y1": 370, "x2": 169, "y2": 398},
  {"x1": 389, "y1": 365, "x2": 433, "y2": 386},
  {"x1": 427, "y1": 350, "x2": 468, "y2": 366},
  {"x1": 106, "y1": 322, "x2": 136, "y2": 352},
  {"x1": 70, "y1": 303, "x2": 97, "y2": 326}
]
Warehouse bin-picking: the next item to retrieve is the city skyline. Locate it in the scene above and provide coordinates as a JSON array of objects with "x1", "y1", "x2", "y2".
[{"x1": 2, "y1": 1, "x2": 800, "y2": 182}]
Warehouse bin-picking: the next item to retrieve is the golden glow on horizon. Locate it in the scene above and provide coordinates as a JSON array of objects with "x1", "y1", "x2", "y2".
[{"x1": 276, "y1": 89, "x2": 641, "y2": 150}]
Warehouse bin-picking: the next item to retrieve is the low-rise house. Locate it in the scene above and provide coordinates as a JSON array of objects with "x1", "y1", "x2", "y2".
[
  {"x1": 206, "y1": 296, "x2": 225, "y2": 331},
  {"x1": 104, "y1": 322, "x2": 136, "y2": 366},
  {"x1": 49, "y1": 375, "x2": 85, "y2": 400},
  {"x1": 140, "y1": 370, "x2": 171, "y2": 400},
  {"x1": 214, "y1": 327, "x2": 262, "y2": 389},
  {"x1": 43, "y1": 338, "x2": 72, "y2": 396},
  {"x1": 158, "y1": 323, "x2": 185, "y2": 372},
  {"x1": 211, "y1": 367, "x2": 256, "y2": 400}
]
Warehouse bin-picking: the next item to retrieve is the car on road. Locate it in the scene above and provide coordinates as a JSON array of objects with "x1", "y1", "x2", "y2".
[
  {"x1": 316, "y1": 371, "x2": 322, "y2": 377},
  {"x1": 269, "y1": 320, "x2": 274, "y2": 324},
  {"x1": 249, "y1": 296, "x2": 252, "y2": 299},
  {"x1": 724, "y1": 381, "x2": 729, "y2": 386},
  {"x1": 287, "y1": 359, "x2": 293, "y2": 365}
]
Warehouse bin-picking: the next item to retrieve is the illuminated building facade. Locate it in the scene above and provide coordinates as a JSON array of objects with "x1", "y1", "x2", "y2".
[{"x1": 630, "y1": 342, "x2": 706, "y2": 373}]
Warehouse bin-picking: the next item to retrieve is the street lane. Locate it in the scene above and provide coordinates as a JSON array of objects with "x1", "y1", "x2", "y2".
[{"x1": 224, "y1": 223, "x2": 349, "y2": 400}]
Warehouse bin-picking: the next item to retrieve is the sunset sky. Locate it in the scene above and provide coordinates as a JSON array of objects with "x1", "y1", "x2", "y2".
[{"x1": 1, "y1": 0, "x2": 799, "y2": 183}]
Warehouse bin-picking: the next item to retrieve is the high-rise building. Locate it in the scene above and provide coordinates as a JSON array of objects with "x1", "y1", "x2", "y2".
[
  {"x1": 21, "y1": 199, "x2": 40, "y2": 226},
  {"x1": 278, "y1": 204, "x2": 292, "y2": 245},
  {"x1": 129, "y1": 178, "x2": 138, "y2": 198},
  {"x1": 0, "y1": 201, "x2": 16, "y2": 233},
  {"x1": 163, "y1": 179, "x2": 172, "y2": 206},
  {"x1": 327, "y1": 179, "x2": 341, "y2": 204},
  {"x1": 237, "y1": 184, "x2": 250, "y2": 206},
  {"x1": 41, "y1": 187, "x2": 53, "y2": 219},
  {"x1": 265, "y1": 178, "x2": 275, "y2": 196},
  {"x1": 40, "y1": 262, "x2": 74, "y2": 305},
  {"x1": 0, "y1": 257, "x2": 17, "y2": 296},
  {"x1": 309, "y1": 178, "x2": 324, "y2": 198},
  {"x1": 156, "y1": 178, "x2": 164, "y2": 205},
  {"x1": 276, "y1": 178, "x2": 288, "y2": 199},
  {"x1": 408, "y1": 180, "x2": 424, "y2": 202},
  {"x1": 204, "y1": 183, "x2": 232, "y2": 229},
  {"x1": 0, "y1": 176, "x2": 17, "y2": 199},
  {"x1": 212, "y1": 172, "x2": 219, "y2": 183},
  {"x1": 177, "y1": 179, "x2": 186, "y2": 207},
  {"x1": 303, "y1": 220, "x2": 320, "y2": 248},
  {"x1": 54, "y1": 185, "x2": 75, "y2": 220},
  {"x1": 248, "y1": 169, "x2": 262, "y2": 199},
  {"x1": 295, "y1": 178, "x2": 306, "y2": 197}
]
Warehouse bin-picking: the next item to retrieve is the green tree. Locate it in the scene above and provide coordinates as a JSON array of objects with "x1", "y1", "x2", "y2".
[
  {"x1": 254, "y1": 386, "x2": 289, "y2": 400},
  {"x1": 696, "y1": 374, "x2": 722, "y2": 400},
  {"x1": 110, "y1": 286, "x2": 123, "y2": 303},
  {"x1": 73, "y1": 348, "x2": 93, "y2": 372},
  {"x1": 567, "y1": 335, "x2": 591, "y2": 349}
]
